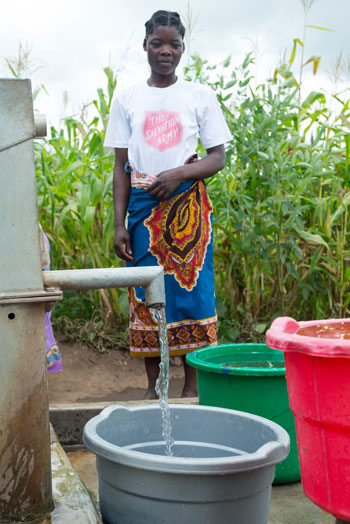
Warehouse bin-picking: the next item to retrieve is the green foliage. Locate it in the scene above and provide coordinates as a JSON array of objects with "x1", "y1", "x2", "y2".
[
  {"x1": 53, "y1": 310, "x2": 129, "y2": 352},
  {"x1": 52, "y1": 291, "x2": 95, "y2": 321},
  {"x1": 36, "y1": 68, "x2": 126, "y2": 331},
  {"x1": 185, "y1": 53, "x2": 350, "y2": 340},
  {"x1": 35, "y1": 55, "x2": 350, "y2": 347}
]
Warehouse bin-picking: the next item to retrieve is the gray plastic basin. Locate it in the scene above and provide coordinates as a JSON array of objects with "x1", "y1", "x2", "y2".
[{"x1": 83, "y1": 404, "x2": 289, "y2": 524}]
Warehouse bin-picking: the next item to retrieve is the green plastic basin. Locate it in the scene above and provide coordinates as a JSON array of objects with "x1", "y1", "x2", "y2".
[{"x1": 186, "y1": 343, "x2": 300, "y2": 484}]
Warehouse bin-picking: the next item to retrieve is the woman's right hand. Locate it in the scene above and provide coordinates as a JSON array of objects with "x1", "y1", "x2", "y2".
[{"x1": 113, "y1": 226, "x2": 134, "y2": 262}]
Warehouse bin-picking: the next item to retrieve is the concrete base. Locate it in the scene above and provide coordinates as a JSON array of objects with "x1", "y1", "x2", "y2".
[
  {"x1": 270, "y1": 483, "x2": 335, "y2": 523},
  {"x1": 49, "y1": 425, "x2": 101, "y2": 523},
  {"x1": 0, "y1": 425, "x2": 101, "y2": 524}
]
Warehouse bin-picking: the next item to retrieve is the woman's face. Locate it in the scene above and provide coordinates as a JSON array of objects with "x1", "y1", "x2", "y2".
[{"x1": 143, "y1": 25, "x2": 184, "y2": 78}]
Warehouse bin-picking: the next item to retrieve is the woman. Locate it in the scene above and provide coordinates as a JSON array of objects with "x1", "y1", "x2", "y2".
[
  {"x1": 39, "y1": 225, "x2": 63, "y2": 372},
  {"x1": 104, "y1": 10, "x2": 231, "y2": 398}
]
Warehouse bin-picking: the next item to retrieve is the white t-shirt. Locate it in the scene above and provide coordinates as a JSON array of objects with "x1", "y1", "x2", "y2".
[{"x1": 104, "y1": 79, "x2": 232, "y2": 177}]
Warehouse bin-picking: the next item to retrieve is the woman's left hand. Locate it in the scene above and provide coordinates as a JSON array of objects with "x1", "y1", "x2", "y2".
[{"x1": 147, "y1": 168, "x2": 183, "y2": 200}]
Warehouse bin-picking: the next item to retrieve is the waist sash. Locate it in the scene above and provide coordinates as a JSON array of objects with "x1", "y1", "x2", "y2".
[
  {"x1": 131, "y1": 170, "x2": 157, "y2": 189},
  {"x1": 127, "y1": 154, "x2": 198, "y2": 189}
]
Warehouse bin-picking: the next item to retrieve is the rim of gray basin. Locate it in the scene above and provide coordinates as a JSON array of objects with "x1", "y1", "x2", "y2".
[{"x1": 83, "y1": 404, "x2": 290, "y2": 475}]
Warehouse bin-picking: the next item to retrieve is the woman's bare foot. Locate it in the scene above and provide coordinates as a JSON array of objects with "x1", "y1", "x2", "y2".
[
  {"x1": 143, "y1": 357, "x2": 160, "y2": 400},
  {"x1": 182, "y1": 356, "x2": 198, "y2": 398},
  {"x1": 143, "y1": 388, "x2": 158, "y2": 400},
  {"x1": 181, "y1": 386, "x2": 198, "y2": 398}
]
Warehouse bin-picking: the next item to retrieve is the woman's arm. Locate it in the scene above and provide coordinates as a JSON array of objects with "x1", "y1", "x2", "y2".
[
  {"x1": 147, "y1": 144, "x2": 226, "y2": 201},
  {"x1": 113, "y1": 148, "x2": 133, "y2": 262}
]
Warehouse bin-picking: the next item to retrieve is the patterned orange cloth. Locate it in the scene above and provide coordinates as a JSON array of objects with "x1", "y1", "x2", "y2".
[
  {"x1": 145, "y1": 180, "x2": 212, "y2": 291},
  {"x1": 129, "y1": 288, "x2": 217, "y2": 357}
]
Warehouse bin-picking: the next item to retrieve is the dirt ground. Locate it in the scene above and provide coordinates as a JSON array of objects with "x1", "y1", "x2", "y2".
[{"x1": 48, "y1": 334, "x2": 185, "y2": 403}]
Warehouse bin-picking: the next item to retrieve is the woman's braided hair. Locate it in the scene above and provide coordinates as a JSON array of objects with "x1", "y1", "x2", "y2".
[{"x1": 145, "y1": 10, "x2": 185, "y2": 39}]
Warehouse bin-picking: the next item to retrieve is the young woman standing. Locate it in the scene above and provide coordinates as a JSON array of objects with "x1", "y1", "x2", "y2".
[{"x1": 104, "y1": 10, "x2": 232, "y2": 398}]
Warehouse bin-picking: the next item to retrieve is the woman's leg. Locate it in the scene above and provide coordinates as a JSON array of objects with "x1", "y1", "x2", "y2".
[
  {"x1": 144, "y1": 357, "x2": 160, "y2": 399},
  {"x1": 182, "y1": 356, "x2": 198, "y2": 398}
]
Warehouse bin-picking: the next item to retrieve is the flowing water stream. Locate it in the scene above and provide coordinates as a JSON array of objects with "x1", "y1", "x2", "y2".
[{"x1": 151, "y1": 306, "x2": 174, "y2": 456}]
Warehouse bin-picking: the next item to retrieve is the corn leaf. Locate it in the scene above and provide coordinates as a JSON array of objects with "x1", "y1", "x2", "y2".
[{"x1": 306, "y1": 25, "x2": 334, "y2": 31}]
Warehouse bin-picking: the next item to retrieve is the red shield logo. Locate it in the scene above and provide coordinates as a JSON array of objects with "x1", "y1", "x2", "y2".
[{"x1": 143, "y1": 110, "x2": 182, "y2": 152}]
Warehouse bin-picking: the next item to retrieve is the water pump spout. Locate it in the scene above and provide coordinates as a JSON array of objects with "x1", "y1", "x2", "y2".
[{"x1": 43, "y1": 266, "x2": 166, "y2": 308}]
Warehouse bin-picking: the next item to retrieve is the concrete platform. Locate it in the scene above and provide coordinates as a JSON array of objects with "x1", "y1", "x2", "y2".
[
  {"x1": 49, "y1": 426, "x2": 101, "y2": 523},
  {"x1": 269, "y1": 483, "x2": 334, "y2": 523}
]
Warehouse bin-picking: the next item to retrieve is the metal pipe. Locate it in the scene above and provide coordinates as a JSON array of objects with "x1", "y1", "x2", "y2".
[
  {"x1": 44, "y1": 266, "x2": 165, "y2": 307},
  {"x1": 34, "y1": 114, "x2": 47, "y2": 138}
]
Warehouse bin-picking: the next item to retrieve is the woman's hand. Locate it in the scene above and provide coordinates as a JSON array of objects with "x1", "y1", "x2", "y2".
[
  {"x1": 147, "y1": 167, "x2": 184, "y2": 200},
  {"x1": 146, "y1": 146, "x2": 225, "y2": 201},
  {"x1": 113, "y1": 225, "x2": 133, "y2": 262}
]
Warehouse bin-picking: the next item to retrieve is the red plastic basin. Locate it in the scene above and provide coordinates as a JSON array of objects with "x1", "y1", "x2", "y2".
[{"x1": 266, "y1": 317, "x2": 350, "y2": 521}]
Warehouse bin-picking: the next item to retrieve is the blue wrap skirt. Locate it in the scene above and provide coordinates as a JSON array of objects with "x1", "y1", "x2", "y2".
[{"x1": 127, "y1": 179, "x2": 217, "y2": 357}]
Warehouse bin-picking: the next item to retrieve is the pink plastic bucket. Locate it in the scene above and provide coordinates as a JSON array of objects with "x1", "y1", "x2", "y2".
[{"x1": 266, "y1": 317, "x2": 350, "y2": 521}]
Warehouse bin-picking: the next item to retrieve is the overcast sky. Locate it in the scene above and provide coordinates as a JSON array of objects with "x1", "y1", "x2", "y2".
[{"x1": 1, "y1": 0, "x2": 349, "y2": 128}]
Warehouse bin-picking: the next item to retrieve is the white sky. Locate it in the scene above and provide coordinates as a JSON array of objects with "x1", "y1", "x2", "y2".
[{"x1": 1, "y1": 0, "x2": 349, "y2": 128}]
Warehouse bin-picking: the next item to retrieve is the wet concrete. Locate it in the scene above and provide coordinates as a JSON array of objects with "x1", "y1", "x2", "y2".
[
  {"x1": 0, "y1": 304, "x2": 53, "y2": 523},
  {"x1": 269, "y1": 483, "x2": 335, "y2": 523},
  {"x1": 48, "y1": 427, "x2": 101, "y2": 523},
  {"x1": 0, "y1": 380, "x2": 52, "y2": 521},
  {"x1": 0, "y1": 426, "x2": 101, "y2": 524},
  {"x1": 67, "y1": 448, "x2": 99, "y2": 510}
]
